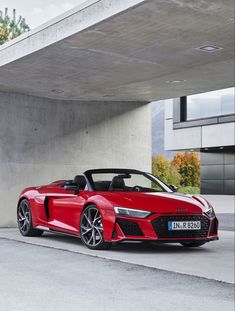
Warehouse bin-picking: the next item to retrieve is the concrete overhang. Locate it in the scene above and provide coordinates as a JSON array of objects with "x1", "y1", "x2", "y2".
[{"x1": 0, "y1": 0, "x2": 234, "y2": 101}]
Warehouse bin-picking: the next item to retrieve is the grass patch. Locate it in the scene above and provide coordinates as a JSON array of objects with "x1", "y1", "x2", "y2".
[{"x1": 178, "y1": 186, "x2": 200, "y2": 194}]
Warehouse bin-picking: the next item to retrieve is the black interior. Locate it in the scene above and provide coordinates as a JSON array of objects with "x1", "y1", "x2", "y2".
[
  {"x1": 94, "y1": 181, "x2": 111, "y2": 191},
  {"x1": 62, "y1": 175, "x2": 87, "y2": 190},
  {"x1": 109, "y1": 176, "x2": 125, "y2": 191},
  {"x1": 84, "y1": 169, "x2": 171, "y2": 192},
  {"x1": 73, "y1": 175, "x2": 86, "y2": 190},
  {"x1": 61, "y1": 170, "x2": 169, "y2": 192},
  {"x1": 92, "y1": 176, "x2": 158, "y2": 192}
]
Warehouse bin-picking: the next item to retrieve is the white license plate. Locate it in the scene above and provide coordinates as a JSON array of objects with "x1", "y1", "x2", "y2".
[{"x1": 168, "y1": 221, "x2": 201, "y2": 231}]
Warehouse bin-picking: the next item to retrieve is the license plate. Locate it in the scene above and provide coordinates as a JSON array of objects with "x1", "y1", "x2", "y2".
[{"x1": 168, "y1": 221, "x2": 201, "y2": 231}]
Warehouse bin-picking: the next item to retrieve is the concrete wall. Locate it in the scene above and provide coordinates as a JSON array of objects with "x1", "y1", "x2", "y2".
[
  {"x1": 0, "y1": 92, "x2": 151, "y2": 227},
  {"x1": 165, "y1": 99, "x2": 235, "y2": 150}
]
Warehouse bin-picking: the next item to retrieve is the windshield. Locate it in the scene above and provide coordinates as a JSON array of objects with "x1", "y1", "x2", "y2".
[{"x1": 86, "y1": 170, "x2": 172, "y2": 192}]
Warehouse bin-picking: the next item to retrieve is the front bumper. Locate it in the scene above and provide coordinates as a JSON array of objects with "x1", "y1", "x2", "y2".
[{"x1": 111, "y1": 214, "x2": 218, "y2": 243}]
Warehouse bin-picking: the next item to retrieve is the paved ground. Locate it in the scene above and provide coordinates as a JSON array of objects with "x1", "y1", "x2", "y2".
[
  {"x1": 217, "y1": 213, "x2": 235, "y2": 231},
  {"x1": 0, "y1": 228, "x2": 234, "y2": 283},
  {"x1": 202, "y1": 195, "x2": 235, "y2": 214},
  {"x1": 201, "y1": 195, "x2": 235, "y2": 231},
  {"x1": 1, "y1": 195, "x2": 234, "y2": 310},
  {"x1": 0, "y1": 238, "x2": 234, "y2": 311}
]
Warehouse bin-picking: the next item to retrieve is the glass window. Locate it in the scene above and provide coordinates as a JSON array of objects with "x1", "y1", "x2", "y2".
[
  {"x1": 89, "y1": 171, "x2": 171, "y2": 192},
  {"x1": 186, "y1": 87, "x2": 234, "y2": 120}
]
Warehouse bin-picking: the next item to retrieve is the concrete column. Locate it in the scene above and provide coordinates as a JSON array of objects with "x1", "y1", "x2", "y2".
[{"x1": 0, "y1": 91, "x2": 151, "y2": 227}]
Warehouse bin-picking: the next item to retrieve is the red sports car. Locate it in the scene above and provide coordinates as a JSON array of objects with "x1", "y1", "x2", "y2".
[{"x1": 17, "y1": 168, "x2": 218, "y2": 250}]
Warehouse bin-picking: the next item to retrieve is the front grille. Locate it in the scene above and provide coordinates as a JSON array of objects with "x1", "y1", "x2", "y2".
[
  {"x1": 116, "y1": 218, "x2": 144, "y2": 236},
  {"x1": 152, "y1": 215, "x2": 210, "y2": 238}
]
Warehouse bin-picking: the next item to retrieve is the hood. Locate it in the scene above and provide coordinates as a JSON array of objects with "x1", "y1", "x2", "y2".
[{"x1": 100, "y1": 192, "x2": 211, "y2": 214}]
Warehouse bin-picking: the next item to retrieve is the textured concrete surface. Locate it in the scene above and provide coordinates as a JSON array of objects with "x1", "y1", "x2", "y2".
[
  {"x1": 0, "y1": 92, "x2": 151, "y2": 227},
  {"x1": 0, "y1": 236, "x2": 234, "y2": 311},
  {"x1": 0, "y1": 229, "x2": 234, "y2": 284},
  {"x1": 0, "y1": 0, "x2": 234, "y2": 101}
]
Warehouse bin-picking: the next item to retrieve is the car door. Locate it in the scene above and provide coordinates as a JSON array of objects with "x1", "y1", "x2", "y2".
[{"x1": 49, "y1": 190, "x2": 86, "y2": 234}]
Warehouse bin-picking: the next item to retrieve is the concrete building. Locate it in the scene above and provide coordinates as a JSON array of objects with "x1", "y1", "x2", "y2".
[
  {"x1": 165, "y1": 88, "x2": 235, "y2": 195},
  {"x1": 0, "y1": 0, "x2": 234, "y2": 226}
]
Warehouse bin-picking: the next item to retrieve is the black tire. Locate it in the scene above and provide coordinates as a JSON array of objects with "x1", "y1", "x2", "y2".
[
  {"x1": 180, "y1": 242, "x2": 206, "y2": 247},
  {"x1": 80, "y1": 205, "x2": 112, "y2": 250},
  {"x1": 17, "y1": 199, "x2": 43, "y2": 237}
]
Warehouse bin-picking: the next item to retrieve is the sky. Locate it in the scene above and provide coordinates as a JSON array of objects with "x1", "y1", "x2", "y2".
[{"x1": 0, "y1": 0, "x2": 87, "y2": 29}]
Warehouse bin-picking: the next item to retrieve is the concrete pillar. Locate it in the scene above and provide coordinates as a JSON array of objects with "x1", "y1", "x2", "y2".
[{"x1": 0, "y1": 91, "x2": 151, "y2": 227}]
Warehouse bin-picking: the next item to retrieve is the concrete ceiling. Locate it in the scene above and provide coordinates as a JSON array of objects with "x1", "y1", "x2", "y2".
[{"x1": 0, "y1": 0, "x2": 234, "y2": 101}]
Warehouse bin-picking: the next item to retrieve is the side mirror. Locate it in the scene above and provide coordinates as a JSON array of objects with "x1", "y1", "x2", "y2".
[
  {"x1": 64, "y1": 184, "x2": 80, "y2": 193},
  {"x1": 169, "y1": 184, "x2": 178, "y2": 192}
]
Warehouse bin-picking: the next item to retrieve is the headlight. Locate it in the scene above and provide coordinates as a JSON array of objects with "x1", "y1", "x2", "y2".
[
  {"x1": 114, "y1": 207, "x2": 151, "y2": 218},
  {"x1": 205, "y1": 207, "x2": 215, "y2": 218}
]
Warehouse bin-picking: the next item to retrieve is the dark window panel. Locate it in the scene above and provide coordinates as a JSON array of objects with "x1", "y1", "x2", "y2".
[
  {"x1": 200, "y1": 152, "x2": 224, "y2": 165},
  {"x1": 201, "y1": 180, "x2": 224, "y2": 194},
  {"x1": 224, "y1": 180, "x2": 235, "y2": 195},
  {"x1": 224, "y1": 151, "x2": 235, "y2": 164},
  {"x1": 201, "y1": 165, "x2": 224, "y2": 180},
  {"x1": 224, "y1": 164, "x2": 235, "y2": 180}
]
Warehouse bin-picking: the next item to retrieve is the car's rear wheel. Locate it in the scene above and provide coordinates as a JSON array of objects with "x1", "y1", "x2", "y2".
[
  {"x1": 80, "y1": 205, "x2": 111, "y2": 250},
  {"x1": 17, "y1": 199, "x2": 43, "y2": 237},
  {"x1": 180, "y1": 242, "x2": 206, "y2": 247}
]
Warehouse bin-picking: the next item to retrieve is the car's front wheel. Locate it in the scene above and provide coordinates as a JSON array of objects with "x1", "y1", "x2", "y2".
[
  {"x1": 17, "y1": 199, "x2": 43, "y2": 237},
  {"x1": 180, "y1": 242, "x2": 206, "y2": 247},
  {"x1": 80, "y1": 205, "x2": 111, "y2": 250}
]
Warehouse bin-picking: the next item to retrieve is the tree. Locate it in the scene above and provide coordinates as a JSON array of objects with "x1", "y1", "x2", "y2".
[
  {"x1": 152, "y1": 155, "x2": 180, "y2": 186},
  {"x1": 172, "y1": 152, "x2": 200, "y2": 187},
  {"x1": 152, "y1": 155, "x2": 170, "y2": 184},
  {"x1": 0, "y1": 8, "x2": 30, "y2": 45}
]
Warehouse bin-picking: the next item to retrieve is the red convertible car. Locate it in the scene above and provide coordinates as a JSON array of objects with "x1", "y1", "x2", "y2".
[{"x1": 17, "y1": 168, "x2": 218, "y2": 250}]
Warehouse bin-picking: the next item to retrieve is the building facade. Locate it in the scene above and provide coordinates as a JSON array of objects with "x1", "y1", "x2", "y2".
[{"x1": 165, "y1": 88, "x2": 235, "y2": 195}]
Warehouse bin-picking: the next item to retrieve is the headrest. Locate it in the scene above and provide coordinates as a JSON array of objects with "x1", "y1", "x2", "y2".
[
  {"x1": 109, "y1": 176, "x2": 125, "y2": 191},
  {"x1": 73, "y1": 175, "x2": 86, "y2": 190}
]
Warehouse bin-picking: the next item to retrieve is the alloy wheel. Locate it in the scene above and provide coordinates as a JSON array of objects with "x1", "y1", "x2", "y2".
[
  {"x1": 18, "y1": 200, "x2": 31, "y2": 234},
  {"x1": 80, "y1": 206, "x2": 104, "y2": 247}
]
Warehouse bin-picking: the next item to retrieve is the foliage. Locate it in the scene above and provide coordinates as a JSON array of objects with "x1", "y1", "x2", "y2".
[
  {"x1": 152, "y1": 153, "x2": 200, "y2": 189},
  {"x1": 0, "y1": 8, "x2": 30, "y2": 45},
  {"x1": 152, "y1": 155, "x2": 181, "y2": 186},
  {"x1": 172, "y1": 153, "x2": 200, "y2": 187},
  {"x1": 168, "y1": 165, "x2": 181, "y2": 187},
  {"x1": 152, "y1": 155, "x2": 170, "y2": 184},
  {"x1": 178, "y1": 186, "x2": 200, "y2": 194}
]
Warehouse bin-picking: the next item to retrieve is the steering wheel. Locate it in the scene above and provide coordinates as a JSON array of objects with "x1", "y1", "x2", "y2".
[{"x1": 132, "y1": 185, "x2": 142, "y2": 192}]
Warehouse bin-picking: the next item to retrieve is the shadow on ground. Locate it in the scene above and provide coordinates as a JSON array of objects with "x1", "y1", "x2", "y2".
[{"x1": 41, "y1": 232, "x2": 214, "y2": 254}]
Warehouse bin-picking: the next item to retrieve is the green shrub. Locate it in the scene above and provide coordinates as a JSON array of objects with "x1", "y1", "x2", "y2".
[
  {"x1": 152, "y1": 155, "x2": 180, "y2": 186},
  {"x1": 152, "y1": 155, "x2": 170, "y2": 184},
  {"x1": 168, "y1": 165, "x2": 181, "y2": 187},
  {"x1": 178, "y1": 186, "x2": 200, "y2": 194}
]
